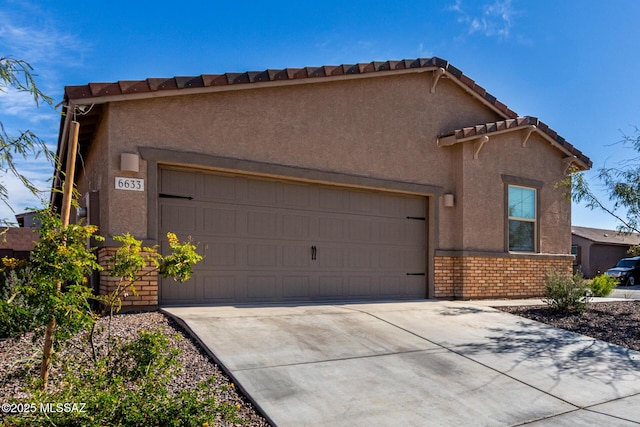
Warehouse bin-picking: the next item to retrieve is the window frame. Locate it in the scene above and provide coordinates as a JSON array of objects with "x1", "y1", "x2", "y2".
[{"x1": 502, "y1": 175, "x2": 542, "y2": 253}]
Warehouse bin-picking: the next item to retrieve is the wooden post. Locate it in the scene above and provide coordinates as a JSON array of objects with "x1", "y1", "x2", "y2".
[{"x1": 40, "y1": 120, "x2": 80, "y2": 389}]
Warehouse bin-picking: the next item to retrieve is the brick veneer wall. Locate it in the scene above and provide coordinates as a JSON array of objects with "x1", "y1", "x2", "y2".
[
  {"x1": 434, "y1": 252, "x2": 573, "y2": 299},
  {"x1": 97, "y1": 247, "x2": 159, "y2": 308}
]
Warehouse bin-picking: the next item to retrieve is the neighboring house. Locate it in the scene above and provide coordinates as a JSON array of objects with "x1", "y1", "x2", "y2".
[
  {"x1": 51, "y1": 57, "x2": 592, "y2": 307},
  {"x1": 571, "y1": 226, "x2": 640, "y2": 278},
  {"x1": 0, "y1": 227, "x2": 37, "y2": 260}
]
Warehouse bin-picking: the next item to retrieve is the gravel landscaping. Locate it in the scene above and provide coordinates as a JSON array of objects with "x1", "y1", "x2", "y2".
[
  {"x1": 497, "y1": 300, "x2": 640, "y2": 352},
  {"x1": 0, "y1": 311, "x2": 271, "y2": 426},
  {"x1": 3, "y1": 300, "x2": 639, "y2": 425}
]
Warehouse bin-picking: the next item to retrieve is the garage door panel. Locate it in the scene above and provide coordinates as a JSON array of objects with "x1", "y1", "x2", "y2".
[
  {"x1": 378, "y1": 249, "x2": 404, "y2": 269},
  {"x1": 162, "y1": 275, "x2": 197, "y2": 302},
  {"x1": 282, "y1": 245, "x2": 310, "y2": 267},
  {"x1": 247, "y1": 244, "x2": 278, "y2": 267},
  {"x1": 318, "y1": 276, "x2": 344, "y2": 297},
  {"x1": 204, "y1": 242, "x2": 237, "y2": 267},
  {"x1": 347, "y1": 247, "x2": 372, "y2": 269},
  {"x1": 202, "y1": 174, "x2": 237, "y2": 201},
  {"x1": 379, "y1": 276, "x2": 402, "y2": 296},
  {"x1": 379, "y1": 222, "x2": 405, "y2": 243},
  {"x1": 160, "y1": 169, "x2": 196, "y2": 197},
  {"x1": 405, "y1": 222, "x2": 427, "y2": 243},
  {"x1": 347, "y1": 276, "x2": 372, "y2": 296},
  {"x1": 282, "y1": 214, "x2": 310, "y2": 238},
  {"x1": 247, "y1": 211, "x2": 278, "y2": 237},
  {"x1": 318, "y1": 246, "x2": 344, "y2": 268},
  {"x1": 405, "y1": 197, "x2": 427, "y2": 216},
  {"x1": 403, "y1": 250, "x2": 426, "y2": 270},
  {"x1": 160, "y1": 204, "x2": 196, "y2": 232},
  {"x1": 282, "y1": 183, "x2": 310, "y2": 208},
  {"x1": 203, "y1": 275, "x2": 236, "y2": 300},
  {"x1": 348, "y1": 191, "x2": 372, "y2": 213},
  {"x1": 203, "y1": 208, "x2": 236, "y2": 235},
  {"x1": 247, "y1": 180, "x2": 278, "y2": 204},
  {"x1": 318, "y1": 217, "x2": 344, "y2": 240},
  {"x1": 318, "y1": 188, "x2": 347, "y2": 211},
  {"x1": 378, "y1": 194, "x2": 404, "y2": 217},
  {"x1": 247, "y1": 275, "x2": 278, "y2": 298},
  {"x1": 406, "y1": 276, "x2": 427, "y2": 297},
  {"x1": 283, "y1": 276, "x2": 310, "y2": 299},
  {"x1": 348, "y1": 219, "x2": 373, "y2": 242},
  {"x1": 159, "y1": 168, "x2": 427, "y2": 305}
]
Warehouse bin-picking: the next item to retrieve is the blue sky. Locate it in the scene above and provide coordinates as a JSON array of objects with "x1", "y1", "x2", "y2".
[{"x1": 1, "y1": 0, "x2": 638, "y2": 230}]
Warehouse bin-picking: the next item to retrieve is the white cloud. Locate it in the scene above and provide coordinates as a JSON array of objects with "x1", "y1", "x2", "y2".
[
  {"x1": 0, "y1": 165, "x2": 52, "y2": 223},
  {"x1": 0, "y1": 88, "x2": 57, "y2": 125},
  {"x1": 449, "y1": 0, "x2": 516, "y2": 39},
  {"x1": 0, "y1": 2, "x2": 82, "y2": 217}
]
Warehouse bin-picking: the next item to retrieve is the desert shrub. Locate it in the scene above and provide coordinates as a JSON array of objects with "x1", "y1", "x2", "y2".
[
  {"x1": 0, "y1": 259, "x2": 40, "y2": 339},
  {"x1": 3, "y1": 329, "x2": 241, "y2": 427},
  {"x1": 589, "y1": 274, "x2": 617, "y2": 297},
  {"x1": 542, "y1": 269, "x2": 590, "y2": 313}
]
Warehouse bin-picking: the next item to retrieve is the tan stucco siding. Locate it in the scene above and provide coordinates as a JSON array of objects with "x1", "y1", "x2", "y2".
[
  {"x1": 458, "y1": 131, "x2": 571, "y2": 254},
  {"x1": 102, "y1": 72, "x2": 499, "y2": 238}
]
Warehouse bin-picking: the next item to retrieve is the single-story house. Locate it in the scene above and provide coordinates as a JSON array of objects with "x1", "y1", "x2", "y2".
[
  {"x1": 571, "y1": 225, "x2": 640, "y2": 277},
  {"x1": 0, "y1": 227, "x2": 37, "y2": 260},
  {"x1": 52, "y1": 57, "x2": 592, "y2": 307}
]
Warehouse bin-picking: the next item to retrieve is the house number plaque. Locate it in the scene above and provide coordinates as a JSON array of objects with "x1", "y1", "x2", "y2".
[{"x1": 115, "y1": 177, "x2": 144, "y2": 192}]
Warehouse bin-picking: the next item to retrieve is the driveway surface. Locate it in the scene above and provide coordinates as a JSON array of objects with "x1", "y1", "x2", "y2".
[{"x1": 163, "y1": 300, "x2": 640, "y2": 426}]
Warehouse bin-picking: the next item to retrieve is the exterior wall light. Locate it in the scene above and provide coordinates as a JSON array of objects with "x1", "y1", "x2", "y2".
[
  {"x1": 120, "y1": 153, "x2": 140, "y2": 173},
  {"x1": 443, "y1": 193, "x2": 455, "y2": 208}
]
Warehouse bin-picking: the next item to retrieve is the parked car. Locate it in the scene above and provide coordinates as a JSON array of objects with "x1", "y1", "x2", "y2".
[{"x1": 605, "y1": 256, "x2": 640, "y2": 286}]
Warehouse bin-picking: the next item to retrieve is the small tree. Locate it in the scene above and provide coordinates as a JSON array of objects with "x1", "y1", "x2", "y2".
[
  {"x1": 0, "y1": 207, "x2": 202, "y2": 390},
  {"x1": 572, "y1": 127, "x2": 640, "y2": 238},
  {"x1": 0, "y1": 56, "x2": 54, "y2": 218}
]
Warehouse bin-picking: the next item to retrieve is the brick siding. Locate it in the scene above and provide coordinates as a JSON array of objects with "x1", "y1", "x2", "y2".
[
  {"x1": 434, "y1": 252, "x2": 573, "y2": 299},
  {"x1": 97, "y1": 247, "x2": 158, "y2": 308}
]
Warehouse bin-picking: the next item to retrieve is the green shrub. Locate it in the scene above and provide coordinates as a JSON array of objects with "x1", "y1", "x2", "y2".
[
  {"x1": 0, "y1": 261, "x2": 40, "y2": 339},
  {"x1": 589, "y1": 274, "x2": 617, "y2": 297},
  {"x1": 542, "y1": 270, "x2": 590, "y2": 313},
  {"x1": 4, "y1": 329, "x2": 241, "y2": 427}
]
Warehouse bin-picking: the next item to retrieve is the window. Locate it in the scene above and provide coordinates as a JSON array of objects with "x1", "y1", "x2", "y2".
[{"x1": 508, "y1": 185, "x2": 536, "y2": 252}]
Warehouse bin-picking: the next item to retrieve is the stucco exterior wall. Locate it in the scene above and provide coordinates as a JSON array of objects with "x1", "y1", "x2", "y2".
[
  {"x1": 102, "y1": 73, "x2": 499, "y2": 239},
  {"x1": 457, "y1": 132, "x2": 571, "y2": 254}
]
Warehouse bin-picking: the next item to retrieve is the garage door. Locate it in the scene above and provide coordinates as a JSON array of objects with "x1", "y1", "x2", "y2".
[{"x1": 158, "y1": 168, "x2": 427, "y2": 305}]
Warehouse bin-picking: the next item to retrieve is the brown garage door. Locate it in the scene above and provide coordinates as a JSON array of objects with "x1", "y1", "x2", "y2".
[{"x1": 158, "y1": 168, "x2": 427, "y2": 305}]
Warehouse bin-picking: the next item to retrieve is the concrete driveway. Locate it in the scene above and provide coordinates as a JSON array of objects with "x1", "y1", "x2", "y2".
[{"x1": 163, "y1": 301, "x2": 640, "y2": 426}]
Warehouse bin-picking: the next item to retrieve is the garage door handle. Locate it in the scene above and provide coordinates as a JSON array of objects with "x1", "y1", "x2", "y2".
[
  {"x1": 406, "y1": 273, "x2": 425, "y2": 276},
  {"x1": 311, "y1": 245, "x2": 317, "y2": 260}
]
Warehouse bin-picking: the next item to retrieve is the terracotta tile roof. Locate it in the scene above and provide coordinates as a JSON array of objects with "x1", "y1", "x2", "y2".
[
  {"x1": 61, "y1": 56, "x2": 590, "y2": 169},
  {"x1": 438, "y1": 116, "x2": 592, "y2": 169},
  {"x1": 64, "y1": 57, "x2": 520, "y2": 118}
]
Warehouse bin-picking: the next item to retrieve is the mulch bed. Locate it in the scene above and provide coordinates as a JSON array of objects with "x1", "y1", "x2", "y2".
[{"x1": 497, "y1": 300, "x2": 640, "y2": 352}]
